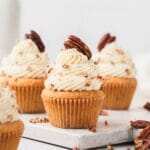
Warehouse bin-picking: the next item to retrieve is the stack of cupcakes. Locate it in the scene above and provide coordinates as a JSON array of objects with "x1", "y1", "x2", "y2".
[
  {"x1": 93, "y1": 33, "x2": 137, "y2": 109},
  {"x1": 42, "y1": 35, "x2": 105, "y2": 128},
  {"x1": 0, "y1": 30, "x2": 49, "y2": 113},
  {"x1": 0, "y1": 83, "x2": 24, "y2": 150}
]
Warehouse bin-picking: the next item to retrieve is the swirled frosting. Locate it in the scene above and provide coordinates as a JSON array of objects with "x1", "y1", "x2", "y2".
[
  {"x1": 0, "y1": 87, "x2": 19, "y2": 124},
  {"x1": 93, "y1": 43, "x2": 136, "y2": 78},
  {"x1": 45, "y1": 48, "x2": 102, "y2": 91},
  {"x1": 0, "y1": 39, "x2": 49, "y2": 78}
]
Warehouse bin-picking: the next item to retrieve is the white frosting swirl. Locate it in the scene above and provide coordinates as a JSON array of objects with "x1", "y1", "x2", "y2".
[
  {"x1": 93, "y1": 43, "x2": 136, "y2": 78},
  {"x1": 0, "y1": 87, "x2": 19, "y2": 124},
  {"x1": 45, "y1": 49, "x2": 102, "y2": 91},
  {"x1": 0, "y1": 39, "x2": 49, "y2": 78}
]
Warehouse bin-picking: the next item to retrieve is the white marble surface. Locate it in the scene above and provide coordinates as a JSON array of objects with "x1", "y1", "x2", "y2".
[
  {"x1": 20, "y1": 108, "x2": 149, "y2": 150},
  {"x1": 19, "y1": 138, "x2": 135, "y2": 150}
]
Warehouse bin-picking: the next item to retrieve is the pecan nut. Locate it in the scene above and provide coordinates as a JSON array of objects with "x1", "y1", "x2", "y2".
[
  {"x1": 25, "y1": 30, "x2": 45, "y2": 52},
  {"x1": 97, "y1": 33, "x2": 116, "y2": 51},
  {"x1": 134, "y1": 125, "x2": 150, "y2": 150},
  {"x1": 64, "y1": 35, "x2": 92, "y2": 59},
  {"x1": 131, "y1": 120, "x2": 150, "y2": 129},
  {"x1": 144, "y1": 102, "x2": 150, "y2": 111}
]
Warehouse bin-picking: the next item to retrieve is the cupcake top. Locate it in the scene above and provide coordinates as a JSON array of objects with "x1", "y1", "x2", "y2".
[
  {"x1": 0, "y1": 30, "x2": 49, "y2": 78},
  {"x1": 0, "y1": 86, "x2": 19, "y2": 124},
  {"x1": 93, "y1": 33, "x2": 136, "y2": 78},
  {"x1": 45, "y1": 35, "x2": 102, "y2": 91}
]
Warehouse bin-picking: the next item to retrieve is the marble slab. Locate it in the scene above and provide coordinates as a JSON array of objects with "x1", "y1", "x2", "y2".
[{"x1": 21, "y1": 108, "x2": 149, "y2": 150}]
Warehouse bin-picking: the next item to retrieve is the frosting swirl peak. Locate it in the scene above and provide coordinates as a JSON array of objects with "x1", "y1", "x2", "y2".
[
  {"x1": 45, "y1": 48, "x2": 102, "y2": 91},
  {"x1": 93, "y1": 42, "x2": 136, "y2": 78},
  {"x1": 0, "y1": 39, "x2": 49, "y2": 78}
]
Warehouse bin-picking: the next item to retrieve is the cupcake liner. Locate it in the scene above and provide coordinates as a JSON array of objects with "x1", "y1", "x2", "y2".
[
  {"x1": 0, "y1": 120, "x2": 24, "y2": 150},
  {"x1": 42, "y1": 89, "x2": 105, "y2": 129},
  {"x1": 101, "y1": 77, "x2": 137, "y2": 110},
  {"x1": 8, "y1": 77, "x2": 45, "y2": 113}
]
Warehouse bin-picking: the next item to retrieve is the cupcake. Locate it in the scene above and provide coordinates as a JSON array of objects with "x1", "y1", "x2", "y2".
[
  {"x1": 0, "y1": 85, "x2": 24, "y2": 150},
  {"x1": 42, "y1": 35, "x2": 104, "y2": 129},
  {"x1": 0, "y1": 30, "x2": 49, "y2": 113},
  {"x1": 93, "y1": 33, "x2": 137, "y2": 110}
]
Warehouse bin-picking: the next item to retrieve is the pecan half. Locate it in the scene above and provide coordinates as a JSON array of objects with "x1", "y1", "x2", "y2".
[
  {"x1": 64, "y1": 35, "x2": 92, "y2": 59},
  {"x1": 131, "y1": 120, "x2": 150, "y2": 129},
  {"x1": 97, "y1": 33, "x2": 116, "y2": 51},
  {"x1": 144, "y1": 102, "x2": 150, "y2": 111},
  {"x1": 134, "y1": 125, "x2": 150, "y2": 150},
  {"x1": 25, "y1": 30, "x2": 45, "y2": 52}
]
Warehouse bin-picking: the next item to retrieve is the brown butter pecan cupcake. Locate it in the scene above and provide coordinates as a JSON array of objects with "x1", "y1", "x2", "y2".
[
  {"x1": 0, "y1": 30, "x2": 49, "y2": 113},
  {"x1": 42, "y1": 35, "x2": 104, "y2": 128},
  {"x1": 93, "y1": 33, "x2": 137, "y2": 110}
]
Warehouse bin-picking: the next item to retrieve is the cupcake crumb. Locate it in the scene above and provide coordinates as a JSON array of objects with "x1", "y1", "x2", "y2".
[
  {"x1": 72, "y1": 146, "x2": 80, "y2": 150},
  {"x1": 107, "y1": 145, "x2": 114, "y2": 150},
  {"x1": 29, "y1": 117, "x2": 49, "y2": 123},
  {"x1": 88, "y1": 125, "x2": 96, "y2": 132},
  {"x1": 99, "y1": 110, "x2": 109, "y2": 116}
]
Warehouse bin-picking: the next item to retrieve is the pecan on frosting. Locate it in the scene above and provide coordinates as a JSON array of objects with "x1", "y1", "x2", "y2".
[
  {"x1": 25, "y1": 30, "x2": 45, "y2": 52},
  {"x1": 64, "y1": 35, "x2": 92, "y2": 59},
  {"x1": 97, "y1": 33, "x2": 116, "y2": 51}
]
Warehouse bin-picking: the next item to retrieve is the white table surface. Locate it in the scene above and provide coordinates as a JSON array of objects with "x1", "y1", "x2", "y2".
[
  {"x1": 18, "y1": 88, "x2": 149, "y2": 150},
  {"x1": 19, "y1": 138, "x2": 135, "y2": 150}
]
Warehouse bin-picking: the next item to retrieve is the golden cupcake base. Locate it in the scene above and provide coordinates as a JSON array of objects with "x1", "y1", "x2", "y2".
[
  {"x1": 0, "y1": 76, "x2": 45, "y2": 113},
  {"x1": 42, "y1": 89, "x2": 105, "y2": 129},
  {"x1": 0, "y1": 120, "x2": 24, "y2": 150},
  {"x1": 101, "y1": 77, "x2": 137, "y2": 110}
]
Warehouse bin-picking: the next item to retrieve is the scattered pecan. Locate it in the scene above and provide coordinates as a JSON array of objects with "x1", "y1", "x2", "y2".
[
  {"x1": 64, "y1": 35, "x2": 92, "y2": 59},
  {"x1": 144, "y1": 102, "x2": 150, "y2": 111},
  {"x1": 25, "y1": 30, "x2": 45, "y2": 52},
  {"x1": 29, "y1": 117, "x2": 49, "y2": 123},
  {"x1": 105, "y1": 120, "x2": 108, "y2": 126},
  {"x1": 131, "y1": 120, "x2": 150, "y2": 129},
  {"x1": 88, "y1": 125, "x2": 96, "y2": 132},
  {"x1": 134, "y1": 125, "x2": 150, "y2": 150},
  {"x1": 107, "y1": 145, "x2": 114, "y2": 150},
  {"x1": 72, "y1": 147, "x2": 80, "y2": 150},
  {"x1": 97, "y1": 33, "x2": 116, "y2": 51},
  {"x1": 99, "y1": 110, "x2": 109, "y2": 116}
]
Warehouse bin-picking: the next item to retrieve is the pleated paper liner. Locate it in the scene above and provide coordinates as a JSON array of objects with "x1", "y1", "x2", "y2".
[
  {"x1": 42, "y1": 89, "x2": 105, "y2": 129},
  {"x1": 101, "y1": 77, "x2": 137, "y2": 110},
  {"x1": 0, "y1": 120, "x2": 24, "y2": 150},
  {"x1": 5, "y1": 77, "x2": 45, "y2": 113}
]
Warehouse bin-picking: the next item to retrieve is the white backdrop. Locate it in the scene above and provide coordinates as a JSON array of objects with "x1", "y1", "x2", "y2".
[
  {"x1": 20, "y1": 0, "x2": 150, "y2": 61},
  {"x1": 19, "y1": 0, "x2": 150, "y2": 106}
]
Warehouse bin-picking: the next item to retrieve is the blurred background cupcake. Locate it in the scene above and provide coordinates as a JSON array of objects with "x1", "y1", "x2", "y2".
[
  {"x1": 0, "y1": 30, "x2": 49, "y2": 113},
  {"x1": 42, "y1": 35, "x2": 104, "y2": 129},
  {"x1": 0, "y1": 84, "x2": 24, "y2": 150},
  {"x1": 93, "y1": 33, "x2": 137, "y2": 110}
]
